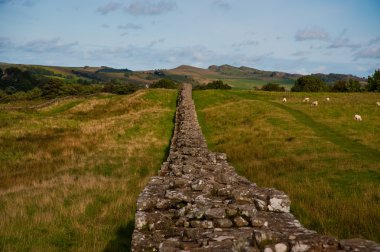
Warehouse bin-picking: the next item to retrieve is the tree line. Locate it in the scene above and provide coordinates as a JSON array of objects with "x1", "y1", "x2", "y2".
[
  {"x1": 260, "y1": 70, "x2": 380, "y2": 92},
  {"x1": 0, "y1": 67, "x2": 182, "y2": 102}
]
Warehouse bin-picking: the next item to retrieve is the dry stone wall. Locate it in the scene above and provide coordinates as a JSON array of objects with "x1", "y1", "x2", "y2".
[{"x1": 131, "y1": 84, "x2": 380, "y2": 252}]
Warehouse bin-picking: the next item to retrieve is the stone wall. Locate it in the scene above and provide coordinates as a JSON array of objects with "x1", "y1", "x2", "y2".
[{"x1": 131, "y1": 84, "x2": 380, "y2": 252}]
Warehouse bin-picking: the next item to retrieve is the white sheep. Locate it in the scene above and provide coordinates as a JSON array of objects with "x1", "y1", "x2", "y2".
[
  {"x1": 311, "y1": 101, "x2": 318, "y2": 106},
  {"x1": 376, "y1": 101, "x2": 380, "y2": 106},
  {"x1": 354, "y1": 114, "x2": 362, "y2": 121},
  {"x1": 326, "y1": 97, "x2": 330, "y2": 101},
  {"x1": 282, "y1": 98, "x2": 287, "y2": 103},
  {"x1": 303, "y1": 97, "x2": 310, "y2": 102}
]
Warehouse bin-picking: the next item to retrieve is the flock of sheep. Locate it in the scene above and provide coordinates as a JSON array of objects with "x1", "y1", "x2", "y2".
[{"x1": 281, "y1": 97, "x2": 380, "y2": 122}]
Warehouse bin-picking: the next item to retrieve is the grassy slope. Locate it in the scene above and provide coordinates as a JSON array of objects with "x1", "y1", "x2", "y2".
[
  {"x1": 168, "y1": 65, "x2": 296, "y2": 90},
  {"x1": 193, "y1": 90, "x2": 380, "y2": 241},
  {"x1": 0, "y1": 89, "x2": 177, "y2": 251}
]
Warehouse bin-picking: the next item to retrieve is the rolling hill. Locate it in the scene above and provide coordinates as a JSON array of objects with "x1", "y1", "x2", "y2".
[{"x1": 0, "y1": 62, "x2": 367, "y2": 90}]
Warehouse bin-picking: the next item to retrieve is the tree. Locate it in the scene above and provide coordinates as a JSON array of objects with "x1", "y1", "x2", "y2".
[
  {"x1": 332, "y1": 80, "x2": 349, "y2": 92},
  {"x1": 41, "y1": 78, "x2": 64, "y2": 97},
  {"x1": 193, "y1": 80, "x2": 232, "y2": 90},
  {"x1": 347, "y1": 79, "x2": 361, "y2": 92},
  {"x1": 367, "y1": 70, "x2": 380, "y2": 92},
  {"x1": 291, "y1": 75, "x2": 327, "y2": 92},
  {"x1": 261, "y1": 83, "x2": 285, "y2": 92},
  {"x1": 0, "y1": 67, "x2": 37, "y2": 92},
  {"x1": 150, "y1": 79, "x2": 178, "y2": 89}
]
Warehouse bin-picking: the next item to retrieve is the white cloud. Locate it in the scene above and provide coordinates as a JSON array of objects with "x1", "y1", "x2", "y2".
[
  {"x1": 354, "y1": 46, "x2": 380, "y2": 60},
  {"x1": 291, "y1": 51, "x2": 310, "y2": 57},
  {"x1": 232, "y1": 39, "x2": 259, "y2": 47},
  {"x1": 125, "y1": 0, "x2": 177, "y2": 16},
  {"x1": 212, "y1": 0, "x2": 230, "y2": 11},
  {"x1": 22, "y1": 38, "x2": 78, "y2": 53},
  {"x1": 295, "y1": 26, "x2": 330, "y2": 41},
  {"x1": 117, "y1": 23, "x2": 142, "y2": 30},
  {"x1": 328, "y1": 29, "x2": 360, "y2": 49},
  {"x1": 97, "y1": 1, "x2": 122, "y2": 15}
]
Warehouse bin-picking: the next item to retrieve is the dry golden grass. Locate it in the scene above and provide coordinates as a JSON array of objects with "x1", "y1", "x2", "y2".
[{"x1": 0, "y1": 89, "x2": 177, "y2": 251}]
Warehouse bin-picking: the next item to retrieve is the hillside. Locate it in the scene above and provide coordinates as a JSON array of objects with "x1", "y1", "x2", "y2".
[
  {"x1": 168, "y1": 64, "x2": 367, "y2": 89},
  {"x1": 0, "y1": 62, "x2": 368, "y2": 91},
  {"x1": 0, "y1": 89, "x2": 178, "y2": 251}
]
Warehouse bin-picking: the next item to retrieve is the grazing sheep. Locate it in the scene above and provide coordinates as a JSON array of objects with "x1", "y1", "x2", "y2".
[
  {"x1": 326, "y1": 97, "x2": 330, "y2": 101},
  {"x1": 377, "y1": 101, "x2": 380, "y2": 106},
  {"x1": 282, "y1": 98, "x2": 287, "y2": 103},
  {"x1": 354, "y1": 114, "x2": 362, "y2": 121},
  {"x1": 303, "y1": 97, "x2": 310, "y2": 102},
  {"x1": 311, "y1": 101, "x2": 318, "y2": 106}
]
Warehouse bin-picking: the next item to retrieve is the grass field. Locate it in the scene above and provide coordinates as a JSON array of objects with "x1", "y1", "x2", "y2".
[
  {"x1": 203, "y1": 75, "x2": 294, "y2": 90},
  {"x1": 193, "y1": 90, "x2": 380, "y2": 242},
  {"x1": 0, "y1": 89, "x2": 177, "y2": 251}
]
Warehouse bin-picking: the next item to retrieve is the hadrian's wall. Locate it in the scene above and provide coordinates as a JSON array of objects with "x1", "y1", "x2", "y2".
[{"x1": 131, "y1": 84, "x2": 380, "y2": 252}]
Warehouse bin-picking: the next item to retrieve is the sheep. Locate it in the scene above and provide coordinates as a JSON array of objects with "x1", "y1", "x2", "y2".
[
  {"x1": 282, "y1": 98, "x2": 287, "y2": 103},
  {"x1": 326, "y1": 97, "x2": 330, "y2": 101},
  {"x1": 376, "y1": 101, "x2": 380, "y2": 106},
  {"x1": 303, "y1": 97, "x2": 310, "y2": 102},
  {"x1": 311, "y1": 101, "x2": 318, "y2": 106},
  {"x1": 354, "y1": 114, "x2": 362, "y2": 121}
]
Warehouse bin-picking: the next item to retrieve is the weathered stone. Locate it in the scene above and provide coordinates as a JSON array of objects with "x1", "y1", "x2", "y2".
[
  {"x1": 239, "y1": 204, "x2": 257, "y2": 218},
  {"x1": 205, "y1": 208, "x2": 226, "y2": 219},
  {"x1": 215, "y1": 218, "x2": 234, "y2": 228},
  {"x1": 268, "y1": 194, "x2": 290, "y2": 213},
  {"x1": 291, "y1": 242, "x2": 310, "y2": 252},
  {"x1": 226, "y1": 207, "x2": 238, "y2": 217},
  {"x1": 274, "y1": 243, "x2": 288, "y2": 252},
  {"x1": 251, "y1": 218, "x2": 268, "y2": 228},
  {"x1": 234, "y1": 216, "x2": 249, "y2": 227},
  {"x1": 191, "y1": 179, "x2": 206, "y2": 191},
  {"x1": 156, "y1": 199, "x2": 171, "y2": 209}
]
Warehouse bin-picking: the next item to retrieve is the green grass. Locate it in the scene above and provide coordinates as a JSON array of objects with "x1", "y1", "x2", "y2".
[
  {"x1": 0, "y1": 89, "x2": 177, "y2": 251},
  {"x1": 204, "y1": 75, "x2": 294, "y2": 90},
  {"x1": 193, "y1": 89, "x2": 380, "y2": 242}
]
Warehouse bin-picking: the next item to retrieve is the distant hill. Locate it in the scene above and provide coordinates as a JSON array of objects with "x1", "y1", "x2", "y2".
[
  {"x1": 0, "y1": 62, "x2": 367, "y2": 90},
  {"x1": 168, "y1": 64, "x2": 367, "y2": 89}
]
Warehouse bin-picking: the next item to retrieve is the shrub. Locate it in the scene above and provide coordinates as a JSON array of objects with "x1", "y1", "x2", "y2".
[
  {"x1": 261, "y1": 83, "x2": 285, "y2": 92},
  {"x1": 332, "y1": 79, "x2": 362, "y2": 92},
  {"x1": 332, "y1": 80, "x2": 349, "y2": 92},
  {"x1": 194, "y1": 80, "x2": 232, "y2": 90},
  {"x1": 102, "y1": 83, "x2": 138, "y2": 94},
  {"x1": 150, "y1": 79, "x2": 178, "y2": 89},
  {"x1": 291, "y1": 75, "x2": 327, "y2": 92}
]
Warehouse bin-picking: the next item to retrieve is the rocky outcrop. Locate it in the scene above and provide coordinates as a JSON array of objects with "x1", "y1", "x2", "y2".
[{"x1": 131, "y1": 84, "x2": 380, "y2": 252}]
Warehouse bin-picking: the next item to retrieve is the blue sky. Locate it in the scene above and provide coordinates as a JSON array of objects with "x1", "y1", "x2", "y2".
[{"x1": 0, "y1": 0, "x2": 379, "y2": 76}]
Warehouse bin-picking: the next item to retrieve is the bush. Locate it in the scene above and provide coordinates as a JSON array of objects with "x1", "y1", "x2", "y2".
[
  {"x1": 150, "y1": 79, "x2": 178, "y2": 89},
  {"x1": 332, "y1": 80, "x2": 349, "y2": 92},
  {"x1": 332, "y1": 79, "x2": 362, "y2": 92},
  {"x1": 194, "y1": 80, "x2": 231, "y2": 90},
  {"x1": 102, "y1": 83, "x2": 138, "y2": 94},
  {"x1": 291, "y1": 75, "x2": 327, "y2": 92},
  {"x1": 261, "y1": 83, "x2": 285, "y2": 92}
]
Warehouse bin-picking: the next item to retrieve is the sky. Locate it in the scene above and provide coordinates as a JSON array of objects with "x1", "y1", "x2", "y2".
[{"x1": 0, "y1": 0, "x2": 379, "y2": 77}]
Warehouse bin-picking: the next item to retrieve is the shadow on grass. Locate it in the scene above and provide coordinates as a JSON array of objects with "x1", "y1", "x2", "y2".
[{"x1": 103, "y1": 220, "x2": 134, "y2": 252}]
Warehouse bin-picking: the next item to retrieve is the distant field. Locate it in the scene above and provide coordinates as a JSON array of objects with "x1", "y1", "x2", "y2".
[
  {"x1": 203, "y1": 75, "x2": 294, "y2": 90},
  {"x1": 193, "y1": 90, "x2": 380, "y2": 242},
  {"x1": 0, "y1": 89, "x2": 177, "y2": 251}
]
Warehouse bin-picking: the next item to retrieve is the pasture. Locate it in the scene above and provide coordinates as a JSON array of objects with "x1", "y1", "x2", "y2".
[
  {"x1": 0, "y1": 89, "x2": 177, "y2": 251},
  {"x1": 193, "y1": 90, "x2": 380, "y2": 242}
]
